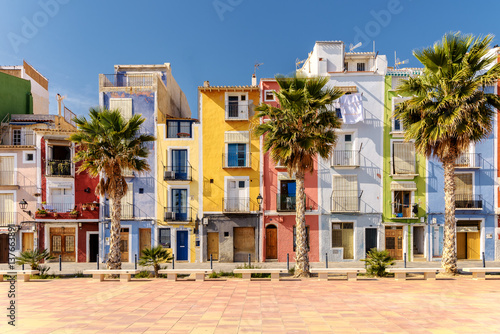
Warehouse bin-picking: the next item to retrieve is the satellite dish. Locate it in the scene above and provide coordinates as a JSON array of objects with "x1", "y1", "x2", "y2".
[
  {"x1": 349, "y1": 42, "x2": 362, "y2": 52},
  {"x1": 395, "y1": 59, "x2": 409, "y2": 68}
]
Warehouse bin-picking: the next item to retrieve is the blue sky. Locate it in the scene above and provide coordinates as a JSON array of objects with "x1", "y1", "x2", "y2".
[{"x1": 1, "y1": 0, "x2": 499, "y2": 118}]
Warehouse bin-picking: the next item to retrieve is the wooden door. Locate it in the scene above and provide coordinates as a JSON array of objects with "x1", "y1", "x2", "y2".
[
  {"x1": 50, "y1": 227, "x2": 75, "y2": 262},
  {"x1": 265, "y1": 225, "x2": 277, "y2": 259},
  {"x1": 234, "y1": 227, "x2": 255, "y2": 262},
  {"x1": 207, "y1": 232, "x2": 219, "y2": 261},
  {"x1": 365, "y1": 228, "x2": 377, "y2": 255},
  {"x1": 385, "y1": 227, "x2": 403, "y2": 260},
  {"x1": 139, "y1": 228, "x2": 151, "y2": 255},
  {"x1": 22, "y1": 232, "x2": 34, "y2": 252},
  {"x1": 120, "y1": 228, "x2": 129, "y2": 262},
  {"x1": 0, "y1": 234, "x2": 8, "y2": 263},
  {"x1": 457, "y1": 233, "x2": 467, "y2": 259},
  {"x1": 467, "y1": 232, "x2": 480, "y2": 260}
]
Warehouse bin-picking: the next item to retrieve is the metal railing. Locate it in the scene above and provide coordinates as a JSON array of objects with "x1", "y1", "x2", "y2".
[
  {"x1": 331, "y1": 196, "x2": 359, "y2": 212},
  {"x1": 46, "y1": 160, "x2": 73, "y2": 176},
  {"x1": 223, "y1": 153, "x2": 251, "y2": 168},
  {"x1": 163, "y1": 165, "x2": 192, "y2": 181},
  {"x1": 64, "y1": 107, "x2": 76, "y2": 127},
  {"x1": 0, "y1": 212, "x2": 15, "y2": 227},
  {"x1": 223, "y1": 197, "x2": 250, "y2": 213},
  {"x1": 103, "y1": 203, "x2": 135, "y2": 219},
  {"x1": 99, "y1": 73, "x2": 155, "y2": 88},
  {"x1": 456, "y1": 194, "x2": 483, "y2": 210},
  {"x1": 37, "y1": 202, "x2": 75, "y2": 213},
  {"x1": 0, "y1": 171, "x2": 16, "y2": 185},
  {"x1": 454, "y1": 153, "x2": 480, "y2": 168},
  {"x1": 0, "y1": 129, "x2": 35, "y2": 146},
  {"x1": 277, "y1": 194, "x2": 302, "y2": 212},
  {"x1": 164, "y1": 207, "x2": 192, "y2": 222},
  {"x1": 225, "y1": 103, "x2": 249, "y2": 120},
  {"x1": 392, "y1": 202, "x2": 418, "y2": 218},
  {"x1": 331, "y1": 150, "x2": 360, "y2": 167}
]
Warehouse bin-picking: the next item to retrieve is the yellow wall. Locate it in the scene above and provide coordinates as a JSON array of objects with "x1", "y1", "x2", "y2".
[
  {"x1": 156, "y1": 122, "x2": 200, "y2": 262},
  {"x1": 200, "y1": 88, "x2": 261, "y2": 212}
]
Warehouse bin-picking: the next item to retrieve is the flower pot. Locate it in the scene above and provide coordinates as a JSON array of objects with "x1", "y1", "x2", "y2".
[{"x1": 37, "y1": 213, "x2": 47, "y2": 218}]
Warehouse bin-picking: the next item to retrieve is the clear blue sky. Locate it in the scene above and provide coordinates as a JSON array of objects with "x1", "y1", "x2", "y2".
[{"x1": 1, "y1": 0, "x2": 499, "y2": 118}]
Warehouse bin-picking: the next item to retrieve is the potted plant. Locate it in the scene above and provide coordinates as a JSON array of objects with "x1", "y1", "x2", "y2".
[
  {"x1": 81, "y1": 203, "x2": 87, "y2": 211},
  {"x1": 53, "y1": 212, "x2": 58, "y2": 218},
  {"x1": 69, "y1": 209, "x2": 79, "y2": 218},
  {"x1": 90, "y1": 202, "x2": 98, "y2": 211},
  {"x1": 36, "y1": 208, "x2": 47, "y2": 218}
]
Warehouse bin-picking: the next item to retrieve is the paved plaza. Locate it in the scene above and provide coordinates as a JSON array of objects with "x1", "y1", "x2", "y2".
[{"x1": 1, "y1": 275, "x2": 500, "y2": 333}]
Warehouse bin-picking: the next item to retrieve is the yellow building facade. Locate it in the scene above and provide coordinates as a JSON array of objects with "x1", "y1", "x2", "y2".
[
  {"x1": 199, "y1": 84, "x2": 261, "y2": 262},
  {"x1": 157, "y1": 119, "x2": 200, "y2": 262}
]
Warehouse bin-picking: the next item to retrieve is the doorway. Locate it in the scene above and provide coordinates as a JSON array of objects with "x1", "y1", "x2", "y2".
[
  {"x1": 265, "y1": 225, "x2": 277, "y2": 260},
  {"x1": 0, "y1": 234, "x2": 8, "y2": 263},
  {"x1": 22, "y1": 232, "x2": 34, "y2": 252},
  {"x1": 385, "y1": 226, "x2": 403, "y2": 260},
  {"x1": 88, "y1": 233, "x2": 99, "y2": 262},
  {"x1": 457, "y1": 221, "x2": 481, "y2": 260},
  {"x1": 139, "y1": 228, "x2": 151, "y2": 255},
  {"x1": 234, "y1": 227, "x2": 255, "y2": 262},
  {"x1": 176, "y1": 230, "x2": 188, "y2": 261},
  {"x1": 365, "y1": 228, "x2": 377, "y2": 255},
  {"x1": 50, "y1": 227, "x2": 76, "y2": 262},
  {"x1": 413, "y1": 226, "x2": 425, "y2": 260},
  {"x1": 120, "y1": 228, "x2": 129, "y2": 262},
  {"x1": 207, "y1": 232, "x2": 219, "y2": 261}
]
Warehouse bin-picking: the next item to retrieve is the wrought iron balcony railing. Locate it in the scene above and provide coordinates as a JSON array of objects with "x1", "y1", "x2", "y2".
[
  {"x1": 46, "y1": 160, "x2": 73, "y2": 177},
  {"x1": 99, "y1": 73, "x2": 155, "y2": 88},
  {"x1": 331, "y1": 196, "x2": 359, "y2": 212},
  {"x1": 0, "y1": 212, "x2": 15, "y2": 227},
  {"x1": 454, "y1": 153, "x2": 480, "y2": 168},
  {"x1": 392, "y1": 202, "x2": 418, "y2": 218},
  {"x1": 0, "y1": 171, "x2": 16, "y2": 186},
  {"x1": 164, "y1": 207, "x2": 192, "y2": 222},
  {"x1": 456, "y1": 194, "x2": 483, "y2": 210},
  {"x1": 331, "y1": 150, "x2": 360, "y2": 167},
  {"x1": 277, "y1": 194, "x2": 297, "y2": 212},
  {"x1": 223, "y1": 197, "x2": 250, "y2": 213},
  {"x1": 163, "y1": 165, "x2": 192, "y2": 181},
  {"x1": 225, "y1": 103, "x2": 249, "y2": 120}
]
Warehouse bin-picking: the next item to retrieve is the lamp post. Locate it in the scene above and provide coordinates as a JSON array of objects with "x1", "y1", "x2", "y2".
[
  {"x1": 19, "y1": 199, "x2": 31, "y2": 216},
  {"x1": 256, "y1": 193, "x2": 263, "y2": 262}
]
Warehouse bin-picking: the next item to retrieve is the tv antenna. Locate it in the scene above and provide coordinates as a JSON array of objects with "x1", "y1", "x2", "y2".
[
  {"x1": 349, "y1": 42, "x2": 362, "y2": 52},
  {"x1": 394, "y1": 51, "x2": 408, "y2": 68},
  {"x1": 254, "y1": 62, "x2": 263, "y2": 75},
  {"x1": 295, "y1": 58, "x2": 306, "y2": 70}
]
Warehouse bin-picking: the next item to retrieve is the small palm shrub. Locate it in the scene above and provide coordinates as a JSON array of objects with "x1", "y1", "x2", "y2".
[
  {"x1": 135, "y1": 270, "x2": 152, "y2": 278},
  {"x1": 139, "y1": 245, "x2": 172, "y2": 278},
  {"x1": 362, "y1": 248, "x2": 395, "y2": 277},
  {"x1": 16, "y1": 249, "x2": 54, "y2": 271}
]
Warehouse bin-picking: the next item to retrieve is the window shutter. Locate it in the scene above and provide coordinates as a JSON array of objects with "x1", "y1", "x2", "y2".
[
  {"x1": 225, "y1": 131, "x2": 249, "y2": 143},
  {"x1": 0, "y1": 193, "x2": 14, "y2": 224},
  {"x1": 332, "y1": 175, "x2": 358, "y2": 211},
  {"x1": 455, "y1": 174, "x2": 472, "y2": 197},
  {"x1": 0, "y1": 157, "x2": 14, "y2": 185},
  {"x1": 393, "y1": 142, "x2": 415, "y2": 174},
  {"x1": 109, "y1": 98, "x2": 133, "y2": 121}
]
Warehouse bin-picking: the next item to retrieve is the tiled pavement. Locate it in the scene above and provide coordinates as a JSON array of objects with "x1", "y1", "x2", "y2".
[{"x1": 1, "y1": 276, "x2": 500, "y2": 333}]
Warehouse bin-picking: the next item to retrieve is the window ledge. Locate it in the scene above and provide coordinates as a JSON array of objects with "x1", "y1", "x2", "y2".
[
  {"x1": 391, "y1": 174, "x2": 418, "y2": 180},
  {"x1": 390, "y1": 217, "x2": 418, "y2": 220},
  {"x1": 390, "y1": 131, "x2": 405, "y2": 138},
  {"x1": 331, "y1": 165, "x2": 359, "y2": 169}
]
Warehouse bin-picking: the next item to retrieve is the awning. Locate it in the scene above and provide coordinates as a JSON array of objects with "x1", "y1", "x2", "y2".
[
  {"x1": 335, "y1": 86, "x2": 358, "y2": 93},
  {"x1": 390, "y1": 181, "x2": 417, "y2": 191},
  {"x1": 225, "y1": 131, "x2": 249, "y2": 143}
]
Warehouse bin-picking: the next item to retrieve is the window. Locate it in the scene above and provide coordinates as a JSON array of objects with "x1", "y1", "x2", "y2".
[
  {"x1": 455, "y1": 173, "x2": 473, "y2": 207},
  {"x1": 109, "y1": 98, "x2": 132, "y2": 121},
  {"x1": 65, "y1": 236, "x2": 75, "y2": 252},
  {"x1": 278, "y1": 180, "x2": 296, "y2": 211},
  {"x1": 167, "y1": 121, "x2": 192, "y2": 138},
  {"x1": 335, "y1": 108, "x2": 342, "y2": 118},
  {"x1": 227, "y1": 143, "x2": 247, "y2": 167},
  {"x1": 225, "y1": 94, "x2": 248, "y2": 120},
  {"x1": 159, "y1": 228, "x2": 171, "y2": 248},
  {"x1": 393, "y1": 118, "x2": 403, "y2": 132},
  {"x1": 24, "y1": 152, "x2": 34, "y2": 163},
  {"x1": 293, "y1": 226, "x2": 310, "y2": 252},
  {"x1": 13, "y1": 129, "x2": 21, "y2": 145},
  {"x1": 331, "y1": 222, "x2": 353, "y2": 259},
  {"x1": 264, "y1": 90, "x2": 275, "y2": 101},
  {"x1": 0, "y1": 156, "x2": 15, "y2": 185},
  {"x1": 52, "y1": 235, "x2": 62, "y2": 252},
  {"x1": 344, "y1": 62, "x2": 348, "y2": 71},
  {"x1": 393, "y1": 191, "x2": 415, "y2": 218},
  {"x1": 357, "y1": 63, "x2": 366, "y2": 71},
  {"x1": 392, "y1": 142, "x2": 415, "y2": 175},
  {"x1": 0, "y1": 193, "x2": 14, "y2": 225},
  {"x1": 332, "y1": 133, "x2": 357, "y2": 166},
  {"x1": 332, "y1": 175, "x2": 358, "y2": 212}
]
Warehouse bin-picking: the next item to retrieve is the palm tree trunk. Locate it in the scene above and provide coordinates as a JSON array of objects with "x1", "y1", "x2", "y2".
[
  {"x1": 294, "y1": 169, "x2": 310, "y2": 277},
  {"x1": 107, "y1": 195, "x2": 122, "y2": 270},
  {"x1": 441, "y1": 158, "x2": 457, "y2": 274}
]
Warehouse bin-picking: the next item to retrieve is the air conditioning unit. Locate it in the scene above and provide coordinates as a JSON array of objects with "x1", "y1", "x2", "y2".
[
  {"x1": 164, "y1": 170, "x2": 175, "y2": 180},
  {"x1": 164, "y1": 211, "x2": 176, "y2": 221}
]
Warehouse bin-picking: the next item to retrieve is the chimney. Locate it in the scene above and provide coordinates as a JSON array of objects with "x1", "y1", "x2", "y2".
[
  {"x1": 203, "y1": 81, "x2": 210, "y2": 87},
  {"x1": 251, "y1": 74, "x2": 257, "y2": 86}
]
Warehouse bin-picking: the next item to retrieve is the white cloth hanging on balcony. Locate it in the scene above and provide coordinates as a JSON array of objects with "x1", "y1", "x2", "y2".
[{"x1": 339, "y1": 93, "x2": 363, "y2": 124}]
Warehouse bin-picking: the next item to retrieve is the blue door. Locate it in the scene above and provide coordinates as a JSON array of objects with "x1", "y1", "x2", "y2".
[
  {"x1": 172, "y1": 149, "x2": 188, "y2": 180},
  {"x1": 176, "y1": 230, "x2": 188, "y2": 261},
  {"x1": 172, "y1": 189, "x2": 187, "y2": 221}
]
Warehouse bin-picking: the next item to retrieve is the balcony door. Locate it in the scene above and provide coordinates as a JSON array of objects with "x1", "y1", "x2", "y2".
[
  {"x1": 393, "y1": 191, "x2": 411, "y2": 218},
  {"x1": 50, "y1": 188, "x2": 73, "y2": 213},
  {"x1": 228, "y1": 96, "x2": 239, "y2": 118},
  {"x1": 171, "y1": 149, "x2": 188, "y2": 180},
  {"x1": 280, "y1": 180, "x2": 296, "y2": 211},
  {"x1": 338, "y1": 134, "x2": 354, "y2": 165},
  {"x1": 172, "y1": 189, "x2": 187, "y2": 221},
  {"x1": 227, "y1": 180, "x2": 247, "y2": 212}
]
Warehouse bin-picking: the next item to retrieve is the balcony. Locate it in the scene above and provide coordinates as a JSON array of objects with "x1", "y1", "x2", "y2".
[
  {"x1": 0, "y1": 212, "x2": 15, "y2": 227},
  {"x1": 46, "y1": 160, "x2": 73, "y2": 177},
  {"x1": 277, "y1": 194, "x2": 296, "y2": 212},
  {"x1": 331, "y1": 196, "x2": 359, "y2": 213},
  {"x1": 225, "y1": 103, "x2": 249, "y2": 120},
  {"x1": 164, "y1": 207, "x2": 192, "y2": 222},
  {"x1": 456, "y1": 195, "x2": 483, "y2": 210},
  {"x1": 331, "y1": 150, "x2": 360, "y2": 168},
  {"x1": 223, "y1": 197, "x2": 250, "y2": 213},
  {"x1": 35, "y1": 203, "x2": 99, "y2": 220},
  {"x1": 223, "y1": 153, "x2": 251, "y2": 168},
  {"x1": 454, "y1": 153, "x2": 480, "y2": 169},
  {"x1": 99, "y1": 73, "x2": 155, "y2": 88},
  {"x1": 392, "y1": 202, "x2": 418, "y2": 218},
  {"x1": 0, "y1": 130, "x2": 35, "y2": 146},
  {"x1": 163, "y1": 166, "x2": 192, "y2": 181},
  {"x1": 391, "y1": 161, "x2": 417, "y2": 179},
  {"x1": 103, "y1": 203, "x2": 135, "y2": 219},
  {"x1": 0, "y1": 171, "x2": 16, "y2": 186}
]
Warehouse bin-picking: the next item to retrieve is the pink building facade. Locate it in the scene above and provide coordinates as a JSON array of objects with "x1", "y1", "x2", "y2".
[{"x1": 260, "y1": 79, "x2": 320, "y2": 262}]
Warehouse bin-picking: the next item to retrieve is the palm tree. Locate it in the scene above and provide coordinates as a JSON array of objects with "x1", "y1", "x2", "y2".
[
  {"x1": 394, "y1": 33, "x2": 500, "y2": 273},
  {"x1": 70, "y1": 108, "x2": 155, "y2": 270},
  {"x1": 254, "y1": 75, "x2": 343, "y2": 277},
  {"x1": 139, "y1": 245, "x2": 173, "y2": 278}
]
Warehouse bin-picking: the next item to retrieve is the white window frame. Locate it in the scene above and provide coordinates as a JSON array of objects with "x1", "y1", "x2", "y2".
[
  {"x1": 331, "y1": 174, "x2": 359, "y2": 212},
  {"x1": 390, "y1": 139, "x2": 417, "y2": 178},
  {"x1": 356, "y1": 63, "x2": 366, "y2": 72},
  {"x1": 225, "y1": 92, "x2": 249, "y2": 120},
  {"x1": 224, "y1": 176, "x2": 250, "y2": 212},
  {"x1": 454, "y1": 171, "x2": 475, "y2": 208},
  {"x1": 391, "y1": 190, "x2": 415, "y2": 217},
  {"x1": 391, "y1": 97, "x2": 409, "y2": 137},
  {"x1": 264, "y1": 90, "x2": 275, "y2": 102},
  {"x1": 109, "y1": 98, "x2": 133, "y2": 121},
  {"x1": 0, "y1": 153, "x2": 17, "y2": 185},
  {"x1": 330, "y1": 219, "x2": 357, "y2": 260},
  {"x1": 23, "y1": 150, "x2": 36, "y2": 164}
]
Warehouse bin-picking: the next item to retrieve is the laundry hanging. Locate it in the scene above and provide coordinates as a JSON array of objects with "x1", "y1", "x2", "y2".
[{"x1": 339, "y1": 93, "x2": 364, "y2": 124}]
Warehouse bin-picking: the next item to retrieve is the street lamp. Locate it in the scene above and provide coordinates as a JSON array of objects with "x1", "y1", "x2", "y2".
[
  {"x1": 256, "y1": 193, "x2": 263, "y2": 210},
  {"x1": 19, "y1": 199, "x2": 31, "y2": 216},
  {"x1": 256, "y1": 193, "x2": 263, "y2": 262}
]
